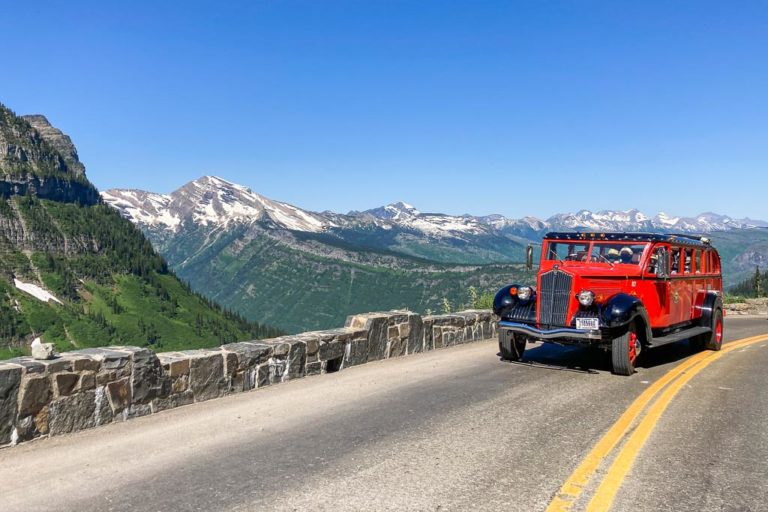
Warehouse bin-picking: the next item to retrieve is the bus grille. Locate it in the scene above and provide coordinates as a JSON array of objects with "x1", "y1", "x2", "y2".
[{"x1": 539, "y1": 270, "x2": 572, "y2": 326}]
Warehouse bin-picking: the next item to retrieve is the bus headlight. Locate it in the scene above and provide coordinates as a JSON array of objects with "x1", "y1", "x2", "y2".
[
  {"x1": 577, "y1": 290, "x2": 595, "y2": 306},
  {"x1": 518, "y1": 286, "x2": 533, "y2": 301}
]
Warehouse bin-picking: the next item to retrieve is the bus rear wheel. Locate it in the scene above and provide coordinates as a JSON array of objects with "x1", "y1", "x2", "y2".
[{"x1": 703, "y1": 309, "x2": 724, "y2": 351}]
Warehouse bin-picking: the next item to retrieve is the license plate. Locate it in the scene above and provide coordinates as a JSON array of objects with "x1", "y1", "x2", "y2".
[{"x1": 576, "y1": 318, "x2": 599, "y2": 330}]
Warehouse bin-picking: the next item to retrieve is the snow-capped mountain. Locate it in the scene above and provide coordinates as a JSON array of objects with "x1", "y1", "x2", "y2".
[
  {"x1": 103, "y1": 176, "x2": 767, "y2": 242},
  {"x1": 103, "y1": 176, "x2": 328, "y2": 233},
  {"x1": 543, "y1": 209, "x2": 767, "y2": 233}
]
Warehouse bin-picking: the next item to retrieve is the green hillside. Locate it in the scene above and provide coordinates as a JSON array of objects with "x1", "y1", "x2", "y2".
[
  {"x1": 0, "y1": 103, "x2": 283, "y2": 358},
  {"x1": 154, "y1": 222, "x2": 531, "y2": 333}
]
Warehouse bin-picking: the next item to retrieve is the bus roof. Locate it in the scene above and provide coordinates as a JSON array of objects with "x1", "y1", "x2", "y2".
[{"x1": 543, "y1": 232, "x2": 714, "y2": 249}]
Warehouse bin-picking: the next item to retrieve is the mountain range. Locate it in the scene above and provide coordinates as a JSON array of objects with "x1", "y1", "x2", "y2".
[
  {"x1": 103, "y1": 176, "x2": 768, "y2": 332},
  {"x1": 103, "y1": 177, "x2": 768, "y2": 243}
]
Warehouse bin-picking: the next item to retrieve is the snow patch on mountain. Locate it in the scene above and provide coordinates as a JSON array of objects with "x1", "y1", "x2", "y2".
[{"x1": 14, "y1": 278, "x2": 63, "y2": 305}]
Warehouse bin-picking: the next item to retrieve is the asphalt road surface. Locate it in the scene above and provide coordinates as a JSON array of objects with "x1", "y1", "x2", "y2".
[{"x1": 1, "y1": 316, "x2": 767, "y2": 512}]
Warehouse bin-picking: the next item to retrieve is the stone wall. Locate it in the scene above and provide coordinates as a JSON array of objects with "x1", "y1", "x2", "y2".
[{"x1": 0, "y1": 310, "x2": 496, "y2": 448}]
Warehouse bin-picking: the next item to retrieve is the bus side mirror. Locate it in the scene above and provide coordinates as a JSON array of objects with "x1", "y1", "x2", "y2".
[
  {"x1": 656, "y1": 249, "x2": 670, "y2": 279},
  {"x1": 526, "y1": 245, "x2": 534, "y2": 271}
]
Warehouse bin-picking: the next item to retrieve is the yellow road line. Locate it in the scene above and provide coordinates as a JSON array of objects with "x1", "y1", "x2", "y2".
[
  {"x1": 546, "y1": 334, "x2": 768, "y2": 512},
  {"x1": 586, "y1": 334, "x2": 768, "y2": 511}
]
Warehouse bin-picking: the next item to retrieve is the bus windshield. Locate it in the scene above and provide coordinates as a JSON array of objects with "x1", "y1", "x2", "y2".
[{"x1": 546, "y1": 241, "x2": 649, "y2": 265}]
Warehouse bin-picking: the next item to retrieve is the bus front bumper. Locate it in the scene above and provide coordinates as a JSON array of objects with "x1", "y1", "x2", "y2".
[{"x1": 498, "y1": 321, "x2": 602, "y2": 341}]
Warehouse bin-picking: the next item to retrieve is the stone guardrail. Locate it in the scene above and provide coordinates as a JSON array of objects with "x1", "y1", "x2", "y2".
[
  {"x1": 724, "y1": 298, "x2": 768, "y2": 316},
  {"x1": 0, "y1": 310, "x2": 497, "y2": 448}
]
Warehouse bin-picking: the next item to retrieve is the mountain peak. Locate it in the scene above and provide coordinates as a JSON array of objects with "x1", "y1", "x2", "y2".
[
  {"x1": 104, "y1": 176, "x2": 328, "y2": 233},
  {"x1": 21, "y1": 114, "x2": 86, "y2": 177},
  {"x1": 365, "y1": 201, "x2": 421, "y2": 221}
]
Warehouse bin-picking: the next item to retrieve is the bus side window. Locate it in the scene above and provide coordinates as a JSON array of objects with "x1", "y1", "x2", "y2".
[
  {"x1": 695, "y1": 250, "x2": 703, "y2": 274},
  {"x1": 647, "y1": 247, "x2": 665, "y2": 275},
  {"x1": 712, "y1": 252, "x2": 721, "y2": 274},
  {"x1": 684, "y1": 249, "x2": 693, "y2": 273},
  {"x1": 671, "y1": 247, "x2": 681, "y2": 274}
]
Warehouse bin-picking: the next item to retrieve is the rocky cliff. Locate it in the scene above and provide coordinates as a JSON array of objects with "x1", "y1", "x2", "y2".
[
  {"x1": 0, "y1": 105, "x2": 98, "y2": 205},
  {"x1": 21, "y1": 115, "x2": 86, "y2": 177}
]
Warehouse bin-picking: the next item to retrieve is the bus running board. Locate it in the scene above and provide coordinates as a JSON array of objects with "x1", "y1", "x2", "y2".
[{"x1": 649, "y1": 326, "x2": 712, "y2": 348}]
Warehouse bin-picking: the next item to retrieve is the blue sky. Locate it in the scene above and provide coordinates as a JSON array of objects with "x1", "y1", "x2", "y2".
[{"x1": 2, "y1": 1, "x2": 766, "y2": 219}]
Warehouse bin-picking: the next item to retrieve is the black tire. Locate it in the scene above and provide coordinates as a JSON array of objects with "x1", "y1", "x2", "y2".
[
  {"x1": 611, "y1": 323, "x2": 640, "y2": 376},
  {"x1": 499, "y1": 330, "x2": 526, "y2": 361},
  {"x1": 703, "y1": 308, "x2": 724, "y2": 351}
]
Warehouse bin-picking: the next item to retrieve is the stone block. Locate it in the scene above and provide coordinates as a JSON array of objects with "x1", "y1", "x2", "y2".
[
  {"x1": 268, "y1": 358, "x2": 286, "y2": 384},
  {"x1": 79, "y1": 348, "x2": 131, "y2": 376},
  {"x1": 158, "y1": 353, "x2": 191, "y2": 377},
  {"x1": 305, "y1": 337, "x2": 319, "y2": 357},
  {"x1": 187, "y1": 351, "x2": 225, "y2": 402},
  {"x1": 18, "y1": 375, "x2": 51, "y2": 416},
  {"x1": 15, "y1": 415, "x2": 35, "y2": 442},
  {"x1": 219, "y1": 342, "x2": 272, "y2": 371},
  {"x1": 364, "y1": 315, "x2": 390, "y2": 362},
  {"x1": 97, "y1": 369, "x2": 120, "y2": 386},
  {"x1": 106, "y1": 378, "x2": 131, "y2": 414},
  {"x1": 38, "y1": 358, "x2": 73, "y2": 374},
  {"x1": 318, "y1": 340, "x2": 345, "y2": 362},
  {"x1": 407, "y1": 315, "x2": 425, "y2": 354},
  {"x1": 229, "y1": 371, "x2": 245, "y2": 393},
  {"x1": 286, "y1": 342, "x2": 306, "y2": 380},
  {"x1": 386, "y1": 313, "x2": 410, "y2": 325},
  {"x1": 94, "y1": 386, "x2": 113, "y2": 426},
  {"x1": 433, "y1": 327, "x2": 444, "y2": 349},
  {"x1": 126, "y1": 404, "x2": 152, "y2": 419},
  {"x1": 79, "y1": 372, "x2": 96, "y2": 392},
  {"x1": 60, "y1": 353, "x2": 100, "y2": 372},
  {"x1": 256, "y1": 364, "x2": 270, "y2": 388},
  {"x1": 128, "y1": 348, "x2": 164, "y2": 404},
  {"x1": 388, "y1": 336, "x2": 407, "y2": 358},
  {"x1": 272, "y1": 342, "x2": 291, "y2": 358},
  {"x1": 34, "y1": 406, "x2": 49, "y2": 435},
  {"x1": 151, "y1": 390, "x2": 194, "y2": 413},
  {"x1": 345, "y1": 315, "x2": 368, "y2": 329},
  {"x1": 53, "y1": 372, "x2": 80, "y2": 397},
  {"x1": 344, "y1": 338, "x2": 369, "y2": 367},
  {"x1": 48, "y1": 390, "x2": 96, "y2": 435},
  {"x1": 388, "y1": 326, "x2": 400, "y2": 340},
  {"x1": 171, "y1": 375, "x2": 189, "y2": 394},
  {"x1": 0, "y1": 364, "x2": 22, "y2": 445},
  {"x1": 222, "y1": 350, "x2": 238, "y2": 379},
  {"x1": 305, "y1": 361, "x2": 322, "y2": 376},
  {"x1": 4, "y1": 357, "x2": 45, "y2": 375}
]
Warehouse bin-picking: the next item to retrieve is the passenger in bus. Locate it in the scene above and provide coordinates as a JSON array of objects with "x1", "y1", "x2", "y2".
[{"x1": 619, "y1": 247, "x2": 634, "y2": 264}]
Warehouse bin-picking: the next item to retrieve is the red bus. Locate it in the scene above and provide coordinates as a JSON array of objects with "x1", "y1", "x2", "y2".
[{"x1": 493, "y1": 232, "x2": 724, "y2": 375}]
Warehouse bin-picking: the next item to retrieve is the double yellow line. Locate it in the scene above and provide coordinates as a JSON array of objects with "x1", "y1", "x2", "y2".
[{"x1": 546, "y1": 333, "x2": 768, "y2": 512}]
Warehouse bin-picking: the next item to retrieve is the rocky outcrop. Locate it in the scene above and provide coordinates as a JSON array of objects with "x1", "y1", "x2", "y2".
[
  {"x1": 1, "y1": 104, "x2": 99, "y2": 205},
  {"x1": 0, "y1": 174, "x2": 99, "y2": 204},
  {"x1": 724, "y1": 298, "x2": 768, "y2": 316},
  {"x1": 0, "y1": 309, "x2": 497, "y2": 448},
  {"x1": 21, "y1": 115, "x2": 86, "y2": 177}
]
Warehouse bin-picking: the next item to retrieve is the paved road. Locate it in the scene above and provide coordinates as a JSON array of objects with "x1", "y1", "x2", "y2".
[{"x1": 1, "y1": 317, "x2": 767, "y2": 512}]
